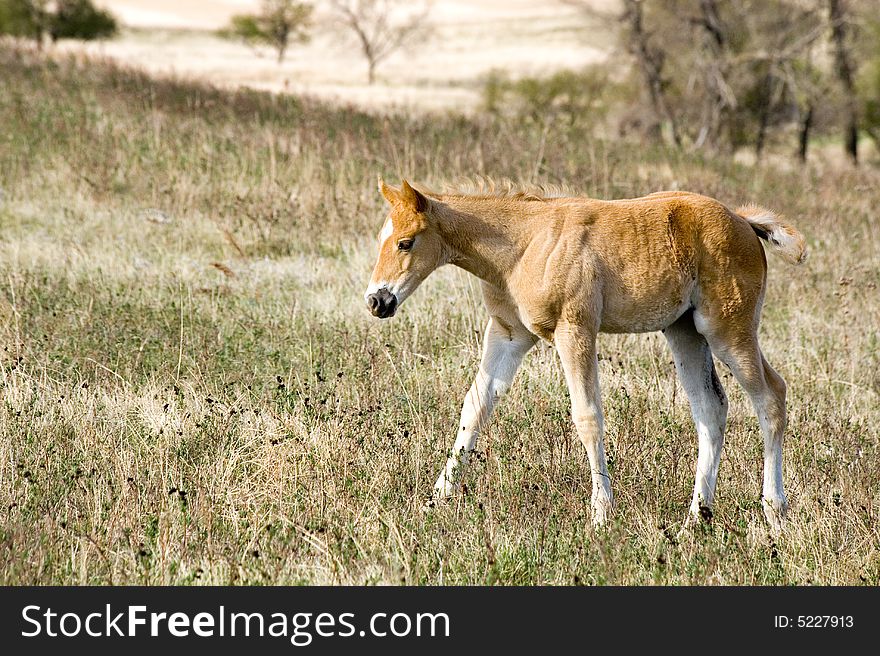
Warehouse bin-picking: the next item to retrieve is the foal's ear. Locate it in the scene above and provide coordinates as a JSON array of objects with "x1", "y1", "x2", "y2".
[
  {"x1": 378, "y1": 175, "x2": 400, "y2": 205},
  {"x1": 400, "y1": 180, "x2": 428, "y2": 213}
]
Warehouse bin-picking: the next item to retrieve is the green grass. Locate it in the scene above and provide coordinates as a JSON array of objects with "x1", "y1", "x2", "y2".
[{"x1": 1, "y1": 45, "x2": 878, "y2": 585}]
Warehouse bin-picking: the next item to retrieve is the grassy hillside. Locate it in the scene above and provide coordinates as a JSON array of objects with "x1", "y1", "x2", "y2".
[{"x1": 1, "y1": 46, "x2": 878, "y2": 585}]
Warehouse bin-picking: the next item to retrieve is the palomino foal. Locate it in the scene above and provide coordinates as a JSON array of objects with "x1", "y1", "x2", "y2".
[{"x1": 365, "y1": 178, "x2": 806, "y2": 531}]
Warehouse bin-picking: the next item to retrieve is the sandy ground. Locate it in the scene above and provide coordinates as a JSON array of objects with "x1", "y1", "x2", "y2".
[{"x1": 67, "y1": 1, "x2": 615, "y2": 113}]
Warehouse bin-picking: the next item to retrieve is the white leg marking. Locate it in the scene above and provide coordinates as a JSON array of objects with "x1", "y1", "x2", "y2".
[
  {"x1": 757, "y1": 394, "x2": 788, "y2": 533},
  {"x1": 709, "y1": 337, "x2": 788, "y2": 533},
  {"x1": 664, "y1": 318, "x2": 728, "y2": 522},
  {"x1": 433, "y1": 319, "x2": 533, "y2": 498}
]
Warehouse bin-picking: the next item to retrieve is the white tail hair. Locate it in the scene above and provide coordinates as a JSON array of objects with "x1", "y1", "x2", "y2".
[{"x1": 737, "y1": 204, "x2": 808, "y2": 265}]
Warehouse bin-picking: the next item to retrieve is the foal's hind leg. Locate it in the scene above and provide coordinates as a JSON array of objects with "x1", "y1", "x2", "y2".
[
  {"x1": 664, "y1": 312, "x2": 728, "y2": 522},
  {"x1": 754, "y1": 356, "x2": 788, "y2": 531},
  {"x1": 699, "y1": 317, "x2": 789, "y2": 533}
]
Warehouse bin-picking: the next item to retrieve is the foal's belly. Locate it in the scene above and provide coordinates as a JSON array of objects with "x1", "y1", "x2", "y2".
[{"x1": 598, "y1": 278, "x2": 695, "y2": 334}]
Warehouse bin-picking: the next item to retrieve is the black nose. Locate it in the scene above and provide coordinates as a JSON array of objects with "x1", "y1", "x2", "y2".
[{"x1": 366, "y1": 288, "x2": 398, "y2": 318}]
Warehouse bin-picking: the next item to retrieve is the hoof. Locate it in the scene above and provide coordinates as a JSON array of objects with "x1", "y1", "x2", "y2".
[
  {"x1": 591, "y1": 496, "x2": 614, "y2": 527},
  {"x1": 762, "y1": 496, "x2": 788, "y2": 535},
  {"x1": 688, "y1": 501, "x2": 714, "y2": 525},
  {"x1": 432, "y1": 473, "x2": 459, "y2": 500}
]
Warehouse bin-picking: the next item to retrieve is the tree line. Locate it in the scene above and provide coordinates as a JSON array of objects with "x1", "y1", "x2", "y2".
[
  {"x1": 0, "y1": 0, "x2": 117, "y2": 44},
  {"x1": 3, "y1": 0, "x2": 878, "y2": 163},
  {"x1": 563, "y1": 0, "x2": 880, "y2": 164}
]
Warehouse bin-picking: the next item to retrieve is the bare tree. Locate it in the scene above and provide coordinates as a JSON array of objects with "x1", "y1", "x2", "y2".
[
  {"x1": 565, "y1": 0, "x2": 839, "y2": 159},
  {"x1": 564, "y1": 0, "x2": 681, "y2": 147},
  {"x1": 328, "y1": 0, "x2": 431, "y2": 85},
  {"x1": 691, "y1": 0, "x2": 736, "y2": 149},
  {"x1": 827, "y1": 0, "x2": 859, "y2": 164},
  {"x1": 708, "y1": 1, "x2": 824, "y2": 159},
  {"x1": 622, "y1": 0, "x2": 683, "y2": 146},
  {"x1": 797, "y1": 104, "x2": 814, "y2": 162},
  {"x1": 784, "y1": 32, "x2": 826, "y2": 163}
]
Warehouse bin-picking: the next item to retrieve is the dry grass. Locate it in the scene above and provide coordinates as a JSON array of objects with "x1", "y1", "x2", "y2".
[{"x1": 0, "y1": 46, "x2": 878, "y2": 585}]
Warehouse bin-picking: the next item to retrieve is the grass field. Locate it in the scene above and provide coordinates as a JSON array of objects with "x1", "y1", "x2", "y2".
[
  {"x1": 1, "y1": 45, "x2": 879, "y2": 585},
  {"x1": 66, "y1": 1, "x2": 609, "y2": 113}
]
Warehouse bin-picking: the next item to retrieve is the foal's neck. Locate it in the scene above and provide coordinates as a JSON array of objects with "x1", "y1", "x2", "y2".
[{"x1": 433, "y1": 195, "x2": 534, "y2": 287}]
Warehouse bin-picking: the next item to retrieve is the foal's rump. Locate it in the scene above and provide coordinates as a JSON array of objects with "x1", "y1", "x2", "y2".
[
  {"x1": 589, "y1": 191, "x2": 805, "y2": 334},
  {"x1": 649, "y1": 192, "x2": 805, "y2": 340}
]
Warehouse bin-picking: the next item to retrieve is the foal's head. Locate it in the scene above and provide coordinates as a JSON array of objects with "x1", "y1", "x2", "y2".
[{"x1": 365, "y1": 178, "x2": 444, "y2": 318}]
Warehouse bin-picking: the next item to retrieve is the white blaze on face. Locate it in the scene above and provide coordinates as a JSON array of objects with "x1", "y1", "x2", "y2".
[
  {"x1": 379, "y1": 216, "x2": 394, "y2": 244},
  {"x1": 365, "y1": 216, "x2": 395, "y2": 301}
]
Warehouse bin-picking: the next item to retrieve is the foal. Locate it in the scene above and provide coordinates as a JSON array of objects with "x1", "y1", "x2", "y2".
[{"x1": 365, "y1": 178, "x2": 806, "y2": 531}]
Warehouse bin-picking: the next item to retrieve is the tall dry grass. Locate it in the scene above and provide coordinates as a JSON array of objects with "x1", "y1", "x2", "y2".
[{"x1": 0, "y1": 46, "x2": 878, "y2": 584}]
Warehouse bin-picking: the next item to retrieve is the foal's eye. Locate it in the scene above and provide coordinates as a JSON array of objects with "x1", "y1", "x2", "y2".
[{"x1": 397, "y1": 239, "x2": 414, "y2": 252}]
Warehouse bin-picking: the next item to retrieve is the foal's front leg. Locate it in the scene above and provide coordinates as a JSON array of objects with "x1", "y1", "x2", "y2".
[
  {"x1": 554, "y1": 325, "x2": 614, "y2": 526},
  {"x1": 433, "y1": 317, "x2": 534, "y2": 498}
]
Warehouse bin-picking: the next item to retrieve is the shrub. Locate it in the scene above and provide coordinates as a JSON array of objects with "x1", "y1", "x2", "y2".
[
  {"x1": 220, "y1": 0, "x2": 312, "y2": 64},
  {"x1": 0, "y1": 0, "x2": 116, "y2": 43},
  {"x1": 48, "y1": 0, "x2": 117, "y2": 42},
  {"x1": 482, "y1": 66, "x2": 612, "y2": 131},
  {"x1": 0, "y1": 0, "x2": 44, "y2": 41}
]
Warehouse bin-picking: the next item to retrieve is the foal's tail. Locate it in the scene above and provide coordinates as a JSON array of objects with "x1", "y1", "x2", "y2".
[{"x1": 737, "y1": 204, "x2": 808, "y2": 265}]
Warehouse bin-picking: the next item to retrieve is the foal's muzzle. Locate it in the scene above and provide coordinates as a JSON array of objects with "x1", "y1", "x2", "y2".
[{"x1": 366, "y1": 288, "x2": 398, "y2": 318}]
